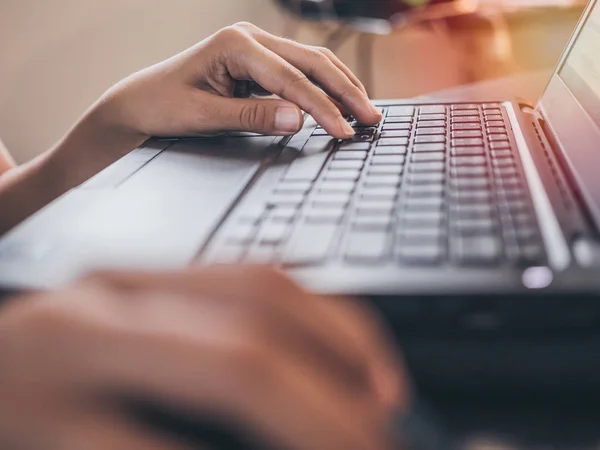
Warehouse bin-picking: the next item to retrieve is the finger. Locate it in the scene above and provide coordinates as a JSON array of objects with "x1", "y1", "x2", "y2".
[
  {"x1": 313, "y1": 296, "x2": 412, "y2": 409},
  {"x1": 226, "y1": 39, "x2": 356, "y2": 139},
  {"x1": 85, "y1": 267, "x2": 391, "y2": 403},
  {"x1": 196, "y1": 95, "x2": 304, "y2": 136},
  {"x1": 62, "y1": 413, "x2": 195, "y2": 450},
  {"x1": 255, "y1": 34, "x2": 381, "y2": 125},
  {"x1": 89, "y1": 295, "x2": 391, "y2": 450}
]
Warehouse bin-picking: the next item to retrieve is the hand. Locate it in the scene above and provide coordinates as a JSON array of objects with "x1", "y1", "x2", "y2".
[
  {"x1": 0, "y1": 266, "x2": 409, "y2": 450},
  {"x1": 99, "y1": 22, "x2": 381, "y2": 141}
]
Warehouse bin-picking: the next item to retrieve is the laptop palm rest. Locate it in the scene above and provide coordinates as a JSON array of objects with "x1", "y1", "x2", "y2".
[{"x1": 0, "y1": 136, "x2": 276, "y2": 289}]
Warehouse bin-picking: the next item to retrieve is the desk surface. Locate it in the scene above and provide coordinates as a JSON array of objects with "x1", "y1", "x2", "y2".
[{"x1": 411, "y1": 70, "x2": 599, "y2": 450}]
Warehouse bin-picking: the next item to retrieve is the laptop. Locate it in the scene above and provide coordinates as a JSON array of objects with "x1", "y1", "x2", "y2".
[{"x1": 2, "y1": 1, "x2": 600, "y2": 334}]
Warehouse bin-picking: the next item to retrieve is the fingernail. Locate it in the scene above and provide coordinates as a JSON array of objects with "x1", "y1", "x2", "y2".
[
  {"x1": 275, "y1": 107, "x2": 302, "y2": 134},
  {"x1": 371, "y1": 103, "x2": 383, "y2": 118},
  {"x1": 339, "y1": 117, "x2": 356, "y2": 137}
]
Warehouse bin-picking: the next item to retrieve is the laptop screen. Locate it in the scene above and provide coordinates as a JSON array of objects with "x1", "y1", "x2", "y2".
[{"x1": 559, "y1": 0, "x2": 600, "y2": 126}]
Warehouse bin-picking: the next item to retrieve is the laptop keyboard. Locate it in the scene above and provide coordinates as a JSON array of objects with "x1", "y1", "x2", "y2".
[{"x1": 208, "y1": 103, "x2": 546, "y2": 268}]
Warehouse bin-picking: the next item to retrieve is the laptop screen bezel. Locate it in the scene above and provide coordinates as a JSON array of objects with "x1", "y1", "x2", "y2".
[{"x1": 538, "y1": 0, "x2": 600, "y2": 233}]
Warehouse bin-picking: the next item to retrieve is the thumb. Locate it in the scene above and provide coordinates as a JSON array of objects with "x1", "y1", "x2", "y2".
[{"x1": 212, "y1": 97, "x2": 304, "y2": 136}]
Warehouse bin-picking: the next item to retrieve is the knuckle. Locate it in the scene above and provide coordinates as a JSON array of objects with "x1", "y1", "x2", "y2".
[
  {"x1": 215, "y1": 25, "x2": 250, "y2": 44},
  {"x1": 239, "y1": 102, "x2": 272, "y2": 131},
  {"x1": 232, "y1": 21, "x2": 259, "y2": 32},
  {"x1": 316, "y1": 46, "x2": 335, "y2": 58}
]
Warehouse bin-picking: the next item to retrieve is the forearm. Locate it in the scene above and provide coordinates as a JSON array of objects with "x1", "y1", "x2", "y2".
[{"x1": 0, "y1": 103, "x2": 146, "y2": 236}]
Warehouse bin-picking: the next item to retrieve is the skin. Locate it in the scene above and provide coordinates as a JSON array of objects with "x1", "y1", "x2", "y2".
[
  {"x1": 0, "y1": 23, "x2": 405, "y2": 450},
  {"x1": 0, "y1": 266, "x2": 409, "y2": 450},
  {"x1": 0, "y1": 22, "x2": 381, "y2": 236}
]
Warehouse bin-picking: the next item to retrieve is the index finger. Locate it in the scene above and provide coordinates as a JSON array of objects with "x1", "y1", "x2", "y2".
[{"x1": 232, "y1": 41, "x2": 356, "y2": 139}]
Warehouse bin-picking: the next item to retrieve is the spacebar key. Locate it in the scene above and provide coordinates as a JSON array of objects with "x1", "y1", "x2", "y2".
[{"x1": 283, "y1": 223, "x2": 338, "y2": 266}]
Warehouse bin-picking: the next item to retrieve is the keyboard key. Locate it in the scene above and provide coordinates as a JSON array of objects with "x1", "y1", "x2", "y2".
[
  {"x1": 406, "y1": 184, "x2": 445, "y2": 197},
  {"x1": 312, "y1": 128, "x2": 330, "y2": 136},
  {"x1": 491, "y1": 149, "x2": 513, "y2": 159},
  {"x1": 319, "y1": 181, "x2": 355, "y2": 193},
  {"x1": 410, "y1": 162, "x2": 445, "y2": 173},
  {"x1": 412, "y1": 153, "x2": 445, "y2": 162},
  {"x1": 452, "y1": 138, "x2": 484, "y2": 147},
  {"x1": 452, "y1": 166, "x2": 487, "y2": 177},
  {"x1": 401, "y1": 211, "x2": 445, "y2": 227},
  {"x1": 452, "y1": 104, "x2": 479, "y2": 110},
  {"x1": 420, "y1": 105, "x2": 446, "y2": 114},
  {"x1": 452, "y1": 123, "x2": 481, "y2": 130},
  {"x1": 452, "y1": 130, "x2": 483, "y2": 138},
  {"x1": 303, "y1": 136, "x2": 337, "y2": 155},
  {"x1": 483, "y1": 109, "x2": 502, "y2": 116},
  {"x1": 381, "y1": 130, "x2": 410, "y2": 138},
  {"x1": 484, "y1": 115, "x2": 503, "y2": 122},
  {"x1": 397, "y1": 245, "x2": 444, "y2": 265},
  {"x1": 257, "y1": 222, "x2": 290, "y2": 245},
  {"x1": 333, "y1": 151, "x2": 368, "y2": 160},
  {"x1": 211, "y1": 244, "x2": 246, "y2": 264},
  {"x1": 492, "y1": 158, "x2": 515, "y2": 168},
  {"x1": 352, "y1": 216, "x2": 393, "y2": 230},
  {"x1": 451, "y1": 204, "x2": 494, "y2": 219},
  {"x1": 378, "y1": 137, "x2": 409, "y2": 146},
  {"x1": 359, "y1": 187, "x2": 399, "y2": 199},
  {"x1": 452, "y1": 235, "x2": 501, "y2": 264},
  {"x1": 383, "y1": 122, "x2": 411, "y2": 131},
  {"x1": 323, "y1": 170, "x2": 361, "y2": 181},
  {"x1": 417, "y1": 120, "x2": 446, "y2": 128},
  {"x1": 452, "y1": 155, "x2": 487, "y2": 166},
  {"x1": 357, "y1": 204, "x2": 395, "y2": 216},
  {"x1": 487, "y1": 127, "x2": 506, "y2": 134},
  {"x1": 408, "y1": 172, "x2": 445, "y2": 184},
  {"x1": 338, "y1": 142, "x2": 371, "y2": 151},
  {"x1": 329, "y1": 160, "x2": 364, "y2": 170},
  {"x1": 371, "y1": 155, "x2": 405, "y2": 165},
  {"x1": 385, "y1": 116, "x2": 413, "y2": 124},
  {"x1": 226, "y1": 223, "x2": 257, "y2": 244},
  {"x1": 364, "y1": 176, "x2": 402, "y2": 187},
  {"x1": 490, "y1": 141, "x2": 511, "y2": 150},
  {"x1": 367, "y1": 166, "x2": 403, "y2": 176},
  {"x1": 452, "y1": 190, "x2": 492, "y2": 203},
  {"x1": 268, "y1": 193, "x2": 306, "y2": 206},
  {"x1": 303, "y1": 209, "x2": 345, "y2": 223},
  {"x1": 489, "y1": 134, "x2": 509, "y2": 142},
  {"x1": 451, "y1": 178, "x2": 489, "y2": 189},
  {"x1": 246, "y1": 245, "x2": 277, "y2": 264},
  {"x1": 487, "y1": 121, "x2": 505, "y2": 128},
  {"x1": 453, "y1": 217, "x2": 495, "y2": 234},
  {"x1": 388, "y1": 106, "x2": 415, "y2": 117},
  {"x1": 452, "y1": 146, "x2": 485, "y2": 156},
  {"x1": 284, "y1": 223, "x2": 338, "y2": 265},
  {"x1": 416, "y1": 127, "x2": 446, "y2": 136},
  {"x1": 483, "y1": 104, "x2": 501, "y2": 109},
  {"x1": 312, "y1": 192, "x2": 352, "y2": 204},
  {"x1": 415, "y1": 135, "x2": 445, "y2": 144},
  {"x1": 413, "y1": 143, "x2": 446, "y2": 153},
  {"x1": 345, "y1": 232, "x2": 391, "y2": 262},
  {"x1": 452, "y1": 110, "x2": 479, "y2": 117},
  {"x1": 275, "y1": 181, "x2": 312, "y2": 194},
  {"x1": 419, "y1": 114, "x2": 446, "y2": 121},
  {"x1": 402, "y1": 197, "x2": 444, "y2": 211},
  {"x1": 398, "y1": 227, "x2": 444, "y2": 242},
  {"x1": 374, "y1": 146, "x2": 407, "y2": 155},
  {"x1": 452, "y1": 116, "x2": 480, "y2": 123},
  {"x1": 270, "y1": 206, "x2": 298, "y2": 223},
  {"x1": 283, "y1": 152, "x2": 330, "y2": 181}
]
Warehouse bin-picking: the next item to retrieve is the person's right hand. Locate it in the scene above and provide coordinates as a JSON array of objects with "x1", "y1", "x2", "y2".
[{"x1": 0, "y1": 266, "x2": 409, "y2": 450}]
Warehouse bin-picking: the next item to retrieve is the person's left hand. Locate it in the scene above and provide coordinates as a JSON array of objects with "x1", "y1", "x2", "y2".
[{"x1": 96, "y1": 22, "x2": 381, "y2": 143}]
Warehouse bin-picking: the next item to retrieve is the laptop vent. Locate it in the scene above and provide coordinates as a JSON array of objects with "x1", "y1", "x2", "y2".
[{"x1": 532, "y1": 120, "x2": 572, "y2": 210}]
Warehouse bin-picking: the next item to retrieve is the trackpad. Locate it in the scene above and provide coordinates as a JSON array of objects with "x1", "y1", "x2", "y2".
[{"x1": 0, "y1": 137, "x2": 275, "y2": 287}]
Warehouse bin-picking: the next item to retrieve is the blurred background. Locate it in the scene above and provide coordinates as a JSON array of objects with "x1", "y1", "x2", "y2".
[{"x1": 0, "y1": 0, "x2": 584, "y2": 163}]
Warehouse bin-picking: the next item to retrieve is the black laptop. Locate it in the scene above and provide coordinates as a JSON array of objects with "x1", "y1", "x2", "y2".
[{"x1": 2, "y1": 0, "x2": 600, "y2": 335}]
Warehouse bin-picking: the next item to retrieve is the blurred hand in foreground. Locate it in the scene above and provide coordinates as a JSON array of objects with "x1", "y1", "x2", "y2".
[{"x1": 0, "y1": 266, "x2": 409, "y2": 450}]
